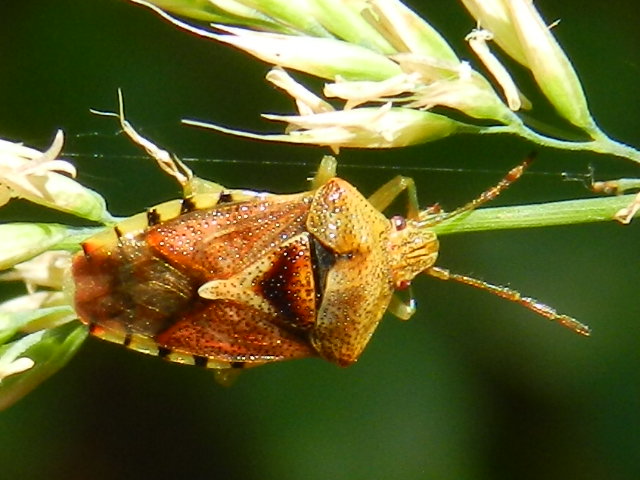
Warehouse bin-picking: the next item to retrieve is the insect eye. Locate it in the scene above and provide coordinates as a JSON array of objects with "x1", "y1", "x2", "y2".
[
  {"x1": 396, "y1": 279, "x2": 411, "y2": 290},
  {"x1": 391, "y1": 215, "x2": 407, "y2": 231}
]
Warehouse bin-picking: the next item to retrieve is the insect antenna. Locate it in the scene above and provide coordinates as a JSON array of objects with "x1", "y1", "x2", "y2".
[
  {"x1": 419, "y1": 155, "x2": 534, "y2": 228},
  {"x1": 416, "y1": 154, "x2": 590, "y2": 336},
  {"x1": 426, "y1": 266, "x2": 591, "y2": 336}
]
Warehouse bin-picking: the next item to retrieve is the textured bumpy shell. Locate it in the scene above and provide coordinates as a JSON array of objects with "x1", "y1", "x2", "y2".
[
  {"x1": 306, "y1": 178, "x2": 395, "y2": 365},
  {"x1": 72, "y1": 178, "x2": 396, "y2": 368}
]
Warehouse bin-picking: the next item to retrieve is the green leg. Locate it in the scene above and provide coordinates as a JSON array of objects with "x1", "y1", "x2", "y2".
[
  {"x1": 366, "y1": 175, "x2": 420, "y2": 220},
  {"x1": 309, "y1": 155, "x2": 337, "y2": 190},
  {"x1": 366, "y1": 174, "x2": 423, "y2": 321},
  {"x1": 387, "y1": 289, "x2": 417, "y2": 320}
]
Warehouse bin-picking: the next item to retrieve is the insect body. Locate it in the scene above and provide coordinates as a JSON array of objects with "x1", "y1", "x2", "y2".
[
  {"x1": 71, "y1": 157, "x2": 590, "y2": 372},
  {"x1": 72, "y1": 171, "x2": 437, "y2": 368}
]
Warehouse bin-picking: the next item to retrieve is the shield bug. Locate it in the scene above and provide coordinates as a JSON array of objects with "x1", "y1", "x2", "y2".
[
  {"x1": 71, "y1": 106, "x2": 589, "y2": 373},
  {"x1": 71, "y1": 157, "x2": 590, "y2": 371}
]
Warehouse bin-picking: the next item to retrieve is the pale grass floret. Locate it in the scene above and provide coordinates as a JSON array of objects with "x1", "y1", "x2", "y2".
[
  {"x1": 213, "y1": 22, "x2": 512, "y2": 124},
  {"x1": 91, "y1": 89, "x2": 195, "y2": 187},
  {"x1": 391, "y1": 54, "x2": 514, "y2": 123},
  {"x1": 460, "y1": 0, "x2": 528, "y2": 65},
  {"x1": 365, "y1": 0, "x2": 459, "y2": 61},
  {"x1": 0, "y1": 131, "x2": 111, "y2": 222},
  {"x1": 131, "y1": 0, "x2": 640, "y2": 169},
  {"x1": 0, "y1": 253, "x2": 76, "y2": 334},
  {"x1": 0, "y1": 223, "x2": 70, "y2": 271},
  {"x1": 614, "y1": 193, "x2": 640, "y2": 225},
  {"x1": 0, "y1": 289, "x2": 75, "y2": 334},
  {"x1": 0, "y1": 290, "x2": 67, "y2": 316},
  {"x1": 186, "y1": 102, "x2": 465, "y2": 153},
  {"x1": 135, "y1": 0, "x2": 508, "y2": 147},
  {"x1": 465, "y1": 28, "x2": 521, "y2": 111},
  {"x1": 0, "y1": 252, "x2": 78, "y2": 385},
  {"x1": 0, "y1": 131, "x2": 75, "y2": 207},
  {"x1": 0, "y1": 251, "x2": 71, "y2": 294},
  {"x1": 266, "y1": 68, "x2": 335, "y2": 116},
  {"x1": 461, "y1": 0, "x2": 594, "y2": 131},
  {"x1": 213, "y1": 25, "x2": 400, "y2": 80},
  {"x1": 0, "y1": 356, "x2": 34, "y2": 383},
  {"x1": 324, "y1": 73, "x2": 421, "y2": 110}
]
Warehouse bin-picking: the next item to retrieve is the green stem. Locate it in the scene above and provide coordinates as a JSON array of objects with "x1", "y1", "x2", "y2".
[
  {"x1": 49, "y1": 195, "x2": 636, "y2": 251},
  {"x1": 433, "y1": 193, "x2": 636, "y2": 235},
  {"x1": 481, "y1": 124, "x2": 640, "y2": 164}
]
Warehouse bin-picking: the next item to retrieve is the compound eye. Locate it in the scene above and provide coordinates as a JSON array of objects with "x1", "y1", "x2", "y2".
[
  {"x1": 396, "y1": 279, "x2": 411, "y2": 290},
  {"x1": 391, "y1": 215, "x2": 407, "y2": 231}
]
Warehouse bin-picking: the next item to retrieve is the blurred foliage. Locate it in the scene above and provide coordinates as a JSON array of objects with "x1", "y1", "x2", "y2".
[{"x1": 0, "y1": 1, "x2": 639, "y2": 479}]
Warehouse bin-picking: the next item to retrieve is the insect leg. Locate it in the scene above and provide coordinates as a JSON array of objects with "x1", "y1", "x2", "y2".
[
  {"x1": 367, "y1": 175, "x2": 419, "y2": 219},
  {"x1": 387, "y1": 291, "x2": 417, "y2": 320},
  {"x1": 309, "y1": 155, "x2": 337, "y2": 190},
  {"x1": 366, "y1": 176, "x2": 423, "y2": 318},
  {"x1": 584, "y1": 173, "x2": 640, "y2": 224},
  {"x1": 425, "y1": 265, "x2": 591, "y2": 336}
]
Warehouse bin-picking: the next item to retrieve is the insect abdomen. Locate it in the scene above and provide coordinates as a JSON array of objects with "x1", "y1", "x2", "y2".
[{"x1": 73, "y1": 233, "x2": 198, "y2": 339}]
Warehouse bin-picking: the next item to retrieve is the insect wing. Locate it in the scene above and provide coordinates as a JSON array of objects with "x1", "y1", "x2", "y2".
[
  {"x1": 146, "y1": 192, "x2": 313, "y2": 281},
  {"x1": 73, "y1": 192, "x2": 319, "y2": 366}
]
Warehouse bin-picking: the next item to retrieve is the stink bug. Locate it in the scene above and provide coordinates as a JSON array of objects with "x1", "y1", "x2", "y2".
[
  {"x1": 71, "y1": 107, "x2": 590, "y2": 373},
  {"x1": 71, "y1": 158, "x2": 591, "y2": 370}
]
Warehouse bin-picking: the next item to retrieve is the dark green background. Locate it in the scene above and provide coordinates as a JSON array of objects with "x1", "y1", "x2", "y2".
[{"x1": 1, "y1": 1, "x2": 639, "y2": 479}]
